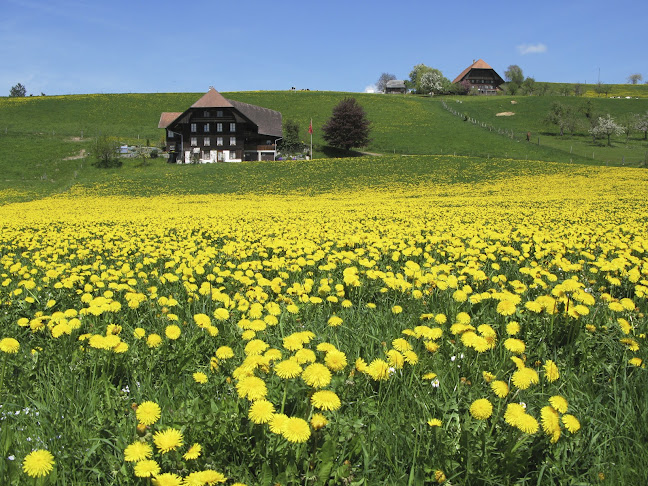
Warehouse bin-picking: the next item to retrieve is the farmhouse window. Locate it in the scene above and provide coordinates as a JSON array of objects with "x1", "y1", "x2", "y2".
[
  {"x1": 204, "y1": 137, "x2": 211, "y2": 146},
  {"x1": 204, "y1": 111, "x2": 210, "y2": 117},
  {"x1": 217, "y1": 137, "x2": 223, "y2": 146},
  {"x1": 217, "y1": 123, "x2": 223, "y2": 132},
  {"x1": 230, "y1": 123, "x2": 236, "y2": 132},
  {"x1": 230, "y1": 137, "x2": 236, "y2": 146},
  {"x1": 204, "y1": 123, "x2": 210, "y2": 132},
  {"x1": 191, "y1": 123, "x2": 197, "y2": 132},
  {"x1": 167, "y1": 130, "x2": 174, "y2": 138},
  {"x1": 190, "y1": 137, "x2": 198, "y2": 146},
  {"x1": 217, "y1": 110, "x2": 223, "y2": 117}
]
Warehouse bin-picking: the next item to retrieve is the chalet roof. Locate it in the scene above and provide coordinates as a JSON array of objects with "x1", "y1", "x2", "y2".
[
  {"x1": 158, "y1": 112, "x2": 182, "y2": 129},
  {"x1": 229, "y1": 99, "x2": 282, "y2": 138},
  {"x1": 158, "y1": 88, "x2": 282, "y2": 138},
  {"x1": 385, "y1": 80, "x2": 406, "y2": 89},
  {"x1": 191, "y1": 87, "x2": 234, "y2": 108},
  {"x1": 452, "y1": 59, "x2": 502, "y2": 84}
]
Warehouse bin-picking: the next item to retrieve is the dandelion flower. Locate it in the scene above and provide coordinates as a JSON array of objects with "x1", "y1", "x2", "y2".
[
  {"x1": 183, "y1": 443, "x2": 202, "y2": 460},
  {"x1": 367, "y1": 359, "x2": 391, "y2": 381},
  {"x1": 469, "y1": 398, "x2": 493, "y2": 420},
  {"x1": 124, "y1": 441, "x2": 152, "y2": 462},
  {"x1": 146, "y1": 333, "x2": 162, "y2": 348},
  {"x1": 386, "y1": 349, "x2": 405, "y2": 369},
  {"x1": 504, "y1": 338, "x2": 526, "y2": 354},
  {"x1": 629, "y1": 357, "x2": 643, "y2": 367},
  {"x1": 134, "y1": 459, "x2": 160, "y2": 477},
  {"x1": 325, "y1": 350, "x2": 348, "y2": 371},
  {"x1": 434, "y1": 469, "x2": 446, "y2": 483},
  {"x1": 245, "y1": 339, "x2": 269, "y2": 356},
  {"x1": 22, "y1": 449, "x2": 54, "y2": 478},
  {"x1": 516, "y1": 414, "x2": 539, "y2": 434},
  {"x1": 355, "y1": 357, "x2": 368, "y2": 373},
  {"x1": 491, "y1": 380, "x2": 509, "y2": 398},
  {"x1": 328, "y1": 315, "x2": 343, "y2": 327},
  {"x1": 311, "y1": 413, "x2": 328, "y2": 430},
  {"x1": 248, "y1": 399, "x2": 275, "y2": 424},
  {"x1": 152, "y1": 472, "x2": 182, "y2": 485},
  {"x1": 294, "y1": 348, "x2": 316, "y2": 364},
  {"x1": 562, "y1": 414, "x2": 581, "y2": 433},
  {"x1": 165, "y1": 325, "x2": 181, "y2": 340},
  {"x1": 193, "y1": 313, "x2": 211, "y2": 328},
  {"x1": 404, "y1": 350, "x2": 418, "y2": 365},
  {"x1": 543, "y1": 360, "x2": 560, "y2": 382},
  {"x1": 512, "y1": 367, "x2": 539, "y2": 390},
  {"x1": 194, "y1": 469, "x2": 227, "y2": 484},
  {"x1": 302, "y1": 363, "x2": 332, "y2": 388},
  {"x1": 216, "y1": 346, "x2": 234, "y2": 360},
  {"x1": 236, "y1": 376, "x2": 267, "y2": 401},
  {"x1": 153, "y1": 428, "x2": 184, "y2": 453},
  {"x1": 213, "y1": 308, "x2": 230, "y2": 321},
  {"x1": 274, "y1": 359, "x2": 303, "y2": 379},
  {"x1": 269, "y1": 413, "x2": 289, "y2": 434},
  {"x1": 497, "y1": 300, "x2": 517, "y2": 316},
  {"x1": 282, "y1": 417, "x2": 311, "y2": 443},
  {"x1": 193, "y1": 372, "x2": 208, "y2": 384},
  {"x1": 549, "y1": 395, "x2": 568, "y2": 414},
  {"x1": 540, "y1": 406, "x2": 561, "y2": 443},
  {"x1": 311, "y1": 390, "x2": 341, "y2": 411},
  {"x1": 0, "y1": 337, "x2": 20, "y2": 353},
  {"x1": 427, "y1": 418, "x2": 442, "y2": 427},
  {"x1": 425, "y1": 340, "x2": 439, "y2": 352},
  {"x1": 136, "y1": 401, "x2": 161, "y2": 426},
  {"x1": 506, "y1": 322, "x2": 520, "y2": 335}
]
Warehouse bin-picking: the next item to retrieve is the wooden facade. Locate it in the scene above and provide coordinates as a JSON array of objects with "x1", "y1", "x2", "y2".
[
  {"x1": 452, "y1": 59, "x2": 504, "y2": 95},
  {"x1": 158, "y1": 88, "x2": 282, "y2": 163}
]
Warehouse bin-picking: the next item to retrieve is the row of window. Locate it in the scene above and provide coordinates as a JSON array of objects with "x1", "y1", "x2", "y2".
[
  {"x1": 190, "y1": 122, "x2": 236, "y2": 133},
  {"x1": 191, "y1": 137, "x2": 236, "y2": 147}
]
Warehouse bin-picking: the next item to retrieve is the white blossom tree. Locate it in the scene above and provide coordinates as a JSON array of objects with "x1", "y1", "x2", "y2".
[
  {"x1": 419, "y1": 71, "x2": 443, "y2": 95},
  {"x1": 633, "y1": 111, "x2": 648, "y2": 140},
  {"x1": 589, "y1": 114, "x2": 624, "y2": 146}
]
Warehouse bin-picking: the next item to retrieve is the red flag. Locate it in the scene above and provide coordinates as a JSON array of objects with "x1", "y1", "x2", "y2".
[{"x1": 308, "y1": 119, "x2": 313, "y2": 134}]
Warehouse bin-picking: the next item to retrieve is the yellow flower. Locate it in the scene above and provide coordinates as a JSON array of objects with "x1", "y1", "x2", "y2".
[
  {"x1": 367, "y1": 359, "x2": 391, "y2": 381},
  {"x1": 311, "y1": 390, "x2": 341, "y2": 411},
  {"x1": 562, "y1": 414, "x2": 581, "y2": 433},
  {"x1": 491, "y1": 380, "x2": 509, "y2": 398},
  {"x1": 146, "y1": 333, "x2": 162, "y2": 348},
  {"x1": 153, "y1": 428, "x2": 184, "y2": 453},
  {"x1": 193, "y1": 372, "x2": 208, "y2": 384},
  {"x1": 549, "y1": 395, "x2": 568, "y2": 414},
  {"x1": 392, "y1": 305, "x2": 403, "y2": 314},
  {"x1": 386, "y1": 349, "x2": 404, "y2": 369},
  {"x1": 134, "y1": 459, "x2": 160, "y2": 477},
  {"x1": 497, "y1": 300, "x2": 517, "y2": 316},
  {"x1": 328, "y1": 315, "x2": 343, "y2": 327},
  {"x1": 193, "y1": 313, "x2": 211, "y2": 327},
  {"x1": 302, "y1": 363, "x2": 332, "y2": 388},
  {"x1": 325, "y1": 349, "x2": 348, "y2": 371},
  {"x1": 213, "y1": 308, "x2": 230, "y2": 321},
  {"x1": 0, "y1": 337, "x2": 19, "y2": 353},
  {"x1": 136, "y1": 401, "x2": 161, "y2": 426},
  {"x1": 506, "y1": 321, "x2": 520, "y2": 335},
  {"x1": 540, "y1": 406, "x2": 561, "y2": 443},
  {"x1": 248, "y1": 399, "x2": 275, "y2": 424},
  {"x1": 124, "y1": 441, "x2": 152, "y2": 462},
  {"x1": 275, "y1": 359, "x2": 303, "y2": 379},
  {"x1": 269, "y1": 413, "x2": 290, "y2": 435},
  {"x1": 434, "y1": 469, "x2": 446, "y2": 483},
  {"x1": 216, "y1": 346, "x2": 234, "y2": 359},
  {"x1": 512, "y1": 367, "x2": 539, "y2": 390},
  {"x1": 543, "y1": 360, "x2": 560, "y2": 382},
  {"x1": 22, "y1": 449, "x2": 55, "y2": 478},
  {"x1": 629, "y1": 357, "x2": 643, "y2": 367},
  {"x1": 469, "y1": 398, "x2": 493, "y2": 420},
  {"x1": 236, "y1": 376, "x2": 267, "y2": 401},
  {"x1": 152, "y1": 472, "x2": 182, "y2": 485},
  {"x1": 311, "y1": 413, "x2": 328, "y2": 430},
  {"x1": 427, "y1": 418, "x2": 442, "y2": 427},
  {"x1": 504, "y1": 338, "x2": 526, "y2": 354},
  {"x1": 183, "y1": 443, "x2": 202, "y2": 460},
  {"x1": 282, "y1": 417, "x2": 311, "y2": 443},
  {"x1": 165, "y1": 325, "x2": 181, "y2": 340}
]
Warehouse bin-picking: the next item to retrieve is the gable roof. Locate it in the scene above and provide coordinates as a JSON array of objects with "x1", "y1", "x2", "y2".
[
  {"x1": 385, "y1": 80, "x2": 406, "y2": 89},
  {"x1": 191, "y1": 87, "x2": 234, "y2": 108},
  {"x1": 452, "y1": 59, "x2": 502, "y2": 84},
  {"x1": 158, "y1": 112, "x2": 182, "y2": 129},
  {"x1": 159, "y1": 88, "x2": 282, "y2": 137}
]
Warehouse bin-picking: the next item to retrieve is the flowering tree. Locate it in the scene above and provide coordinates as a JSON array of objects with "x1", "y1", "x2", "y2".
[
  {"x1": 419, "y1": 71, "x2": 444, "y2": 95},
  {"x1": 322, "y1": 98, "x2": 371, "y2": 151},
  {"x1": 633, "y1": 111, "x2": 648, "y2": 140},
  {"x1": 589, "y1": 114, "x2": 624, "y2": 146}
]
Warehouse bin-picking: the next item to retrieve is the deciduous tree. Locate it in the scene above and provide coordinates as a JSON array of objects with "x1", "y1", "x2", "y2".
[
  {"x1": 627, "y1": 73, "x2": 643, "y2": 85},
  {"x1": 633, "y1": 111, "x2": 648, "y2": 140},
  {"x1": 322, "y1": 98, "x2": 371, "y2": 151},
  {"x1": 589, "y1": 114, "x2": 623, "y2": 146},
  {"x1": 545, "y1": 102, "x2": 578, "y2": 136},
  {"x1": 9, "y1": 83, "x2": 26, "y2": 97}
]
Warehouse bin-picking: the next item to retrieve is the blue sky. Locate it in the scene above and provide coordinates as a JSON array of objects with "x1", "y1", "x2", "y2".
[{"x1": 2, "y1": 0, "x2": 645, "y2": 96}]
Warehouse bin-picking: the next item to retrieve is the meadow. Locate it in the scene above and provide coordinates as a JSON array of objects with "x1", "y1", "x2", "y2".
[{"x1": 1, "y1": 154, "x2": 647, "y2": 485}]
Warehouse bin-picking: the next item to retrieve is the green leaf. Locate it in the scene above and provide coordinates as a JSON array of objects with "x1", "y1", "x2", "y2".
[{"x1": 316, "y1": 438, "x2": 336, "y2": 485}]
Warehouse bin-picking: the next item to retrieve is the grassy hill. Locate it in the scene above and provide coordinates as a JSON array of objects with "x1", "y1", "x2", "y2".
[{"x1": 0, "y1": 89, "x2": 646, "y2": 203}]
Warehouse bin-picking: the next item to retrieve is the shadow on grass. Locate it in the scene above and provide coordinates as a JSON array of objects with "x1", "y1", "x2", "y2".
[{"x1": 320, "y1": 146, "x2": 366, "y2": 158}]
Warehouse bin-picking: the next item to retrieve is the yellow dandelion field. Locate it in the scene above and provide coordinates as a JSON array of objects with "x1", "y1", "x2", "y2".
[{"x1": 1, "y1": 159, "x2": 647, "y2": 484}]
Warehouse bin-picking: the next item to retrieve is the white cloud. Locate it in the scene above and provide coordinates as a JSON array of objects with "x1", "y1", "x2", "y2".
[
  {"x1": 364, "y1": 84, "x2": 377, "y2": 93},
  {"x1": 517, "y1": 43, "x2": 547, "y2": 55}
]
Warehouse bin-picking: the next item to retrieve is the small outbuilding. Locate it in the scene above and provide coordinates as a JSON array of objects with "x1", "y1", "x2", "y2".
[
  {"x1": 384, "y1": 80, "x2": 407, "y2": 94},
  {"x1": 452, "y1": 59, "x2": 504, "y2": 95}
]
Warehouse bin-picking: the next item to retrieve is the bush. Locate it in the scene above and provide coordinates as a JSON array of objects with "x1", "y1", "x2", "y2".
[
  {"x1": 150, "y1": 149, "x2": 158, "y2": 159},
  {"x1": 92, "y1": 136, "x2": 122, "y2": 168}
]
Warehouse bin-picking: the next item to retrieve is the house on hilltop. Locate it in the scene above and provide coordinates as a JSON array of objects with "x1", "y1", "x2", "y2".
[
  {"x1": 452, "y1": 59, "x2": 504, "y2": 95},
  {"x1": 385, "y1": 80, "x2": 407, "y2": 94},
  {"x1": 158, "y1": 87, "x2": 282, "y2": 163}
]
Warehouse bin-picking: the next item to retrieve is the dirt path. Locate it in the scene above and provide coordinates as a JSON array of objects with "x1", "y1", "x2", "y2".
[{"x1": 63, "y1": 149, "x2": 86, "y2": 160}]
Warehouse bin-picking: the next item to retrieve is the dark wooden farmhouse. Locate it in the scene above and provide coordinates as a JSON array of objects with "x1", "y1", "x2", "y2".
[
  {"x1": 385, "y1": 80, "x2": 407, "y2": 94},
  {"x1": 452, "y1": 59, "x2": 504, "y2": 95},
  {"x1": 158, "y1": 88, "x2": 282, "y2": 163}
]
